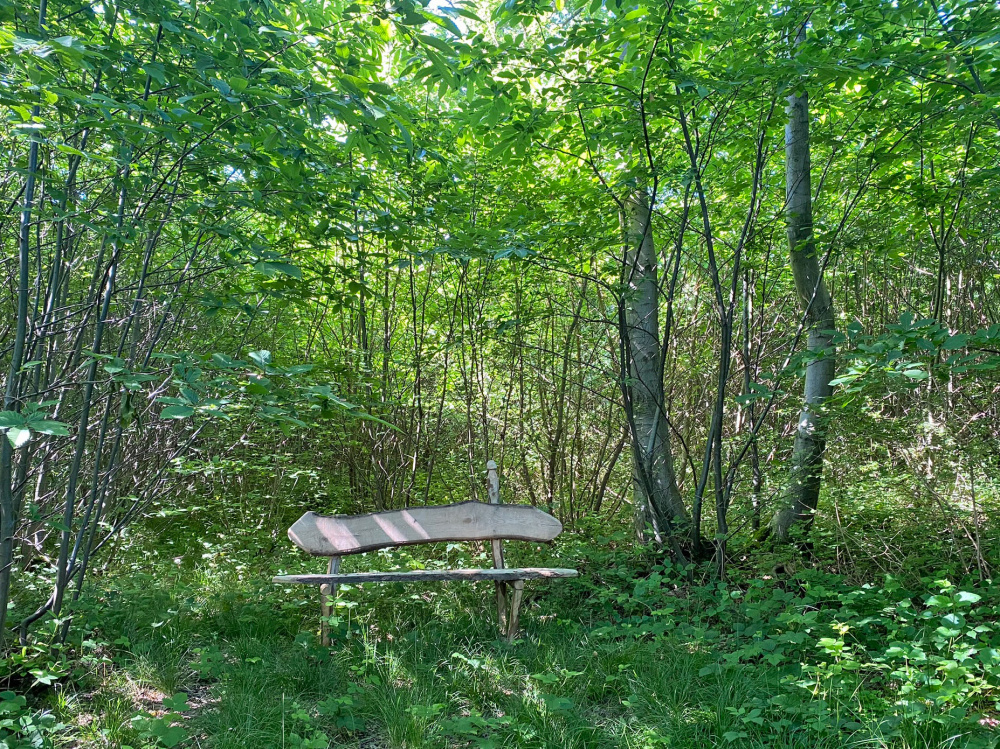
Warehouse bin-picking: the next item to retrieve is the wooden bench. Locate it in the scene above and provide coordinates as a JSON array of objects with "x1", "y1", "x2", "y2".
[{"x1": 273, "y1": 461, "x2": 578, "y2": 643}]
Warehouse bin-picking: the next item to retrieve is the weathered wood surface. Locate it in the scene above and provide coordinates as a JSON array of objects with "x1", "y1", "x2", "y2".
[
  {"x1": 273, "y1": 567, "x2": 579, "y2": 585},
  {"x1": 486, "y1": 461, "x2": 508, "y2": 629},
  {"x1": 506, "y1": 579, "x2": 525, "y2": 643},
  {"x1": 287, "y1": 501, "x2": 563, "y2": 556}
]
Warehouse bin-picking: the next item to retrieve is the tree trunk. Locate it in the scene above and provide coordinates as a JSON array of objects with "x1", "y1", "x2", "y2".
[
  {"x1": 771, "y1": 57, "x2": 837, "y2": 543},
  {"x1": 0, "y1": 0, "x2": 47, "y2": 649},
  {"x1": 621, "y1": 189, "x2": 689, "y2": 549}
]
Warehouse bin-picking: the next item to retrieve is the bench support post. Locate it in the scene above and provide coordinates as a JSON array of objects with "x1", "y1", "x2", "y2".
[
  {"x1": 487, "y1": 460, "x2": 508, "y2": 632},
  {"x1": 506, "y1": 579, "x2": 525, "y2": 643},
  {"x1": 319, "y1": 556, "x2": 340, "y2": 646}
]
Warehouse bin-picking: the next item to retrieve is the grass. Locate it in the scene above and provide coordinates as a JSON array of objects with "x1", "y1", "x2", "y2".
[
  {"x1": 73, "y1": 575, "x2": 765, "y2": 748},
  {"x1": 19, "y1": 491, "x2": 1000, "y2": 749},
  {"x1": 42, "y1": 541, "x2": 998, "y2": 749}
]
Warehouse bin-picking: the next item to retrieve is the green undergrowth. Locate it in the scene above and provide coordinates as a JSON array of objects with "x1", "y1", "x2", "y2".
[{"x1": 5, "y1": 499, "x2": 1000, "y2": 748}]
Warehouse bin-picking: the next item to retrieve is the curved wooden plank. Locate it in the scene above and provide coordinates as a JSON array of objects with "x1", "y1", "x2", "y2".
[
  {"x1": 287, "y1": 501, "x2": 563, "y2": 556},
  {"x1": 272, "y1": 567, "x2": 579, "y2": 584}
]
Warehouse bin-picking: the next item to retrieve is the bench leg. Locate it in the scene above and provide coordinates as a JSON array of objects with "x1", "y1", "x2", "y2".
[
  {"x1": 495, "y1": 581, "x2": 508, "y2": 631},
  {"x1": 320, "y1": 556, "x2": 340, "y2": 647},
  {"x1": 320, "y1": 583, "x2": 334, "y2": 646},
  {"x1": 506, "y1": 580, "x2": 524, "y2": 643}
]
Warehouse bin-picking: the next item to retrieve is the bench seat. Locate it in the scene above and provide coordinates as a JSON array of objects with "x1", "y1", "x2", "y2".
[{"x1": 274, "y1": 567, "x2": 579, "y2": 585}]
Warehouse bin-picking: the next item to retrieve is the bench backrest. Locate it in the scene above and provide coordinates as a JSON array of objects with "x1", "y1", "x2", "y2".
[{"x1": 288, "y1": 461, "x2": 562, "y2": 557}]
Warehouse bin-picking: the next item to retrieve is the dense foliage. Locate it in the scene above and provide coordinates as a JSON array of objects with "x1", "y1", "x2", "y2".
[{"x1": 1, "y1": 0, "x2": 999, "y2": 745}]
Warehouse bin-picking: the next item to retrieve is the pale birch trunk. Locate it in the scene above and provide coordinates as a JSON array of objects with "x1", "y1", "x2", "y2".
[
  {"x1": 771, "y1": 56, "x2": 837, "y2": 543},
  {"x1": 622, "y1": 190, "x2": 689, "y2": 545}
]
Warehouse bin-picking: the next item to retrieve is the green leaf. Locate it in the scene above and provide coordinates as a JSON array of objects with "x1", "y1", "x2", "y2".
[
  {"x1": 422, "y1": 11, "x2": 462, "y2": 36},
  {"x1": 540, "y1": 694, "x2": 574, "y2": 712},
  {"x1": 141, "y1": 63, "x2": 166, "y2": 84},
  {"x1": 162, "y1": 693, "x2": 189, "y2": 711},
  {"x1": 208, "y1": 78, "x2": 230, "y2": 96},
  {"x1": 454, "y1": 7, "x2": 484, "y2": 23},
  {"x1": 160, "y1": 405, "x2": 195, "y2": 419},
  {"x1": 417, "y1": 34, "x2": 455, "y2": 56},
  {"x1": 246, "y1": 380, "x2": 271, "y2": 395},
  {"x1": 254, "y1": 261, "x2": 302, "y2": 279},
  {"x1": 392, "y1": 116, "x2": 413, "y2": 153},
  {"x1": 0, "y1": 412, "x2": 26, "y2": 429},
  {"x1": 104, "y1": 357, "x2": 128, "y2": 374},
  {"x1": 249, "y1": 350, "x2": 272, "y2": 368},
  {"x1": 212, "y1": 354, "x2": 240, "y2": 369},
  {"x1": 153, "y1": 723, "x2": 186, "y2": 748},
  {"x1": 6, "y1": 427, "x2": 31, "y2": 449},
  {"x1": 28, "y1": 419, "x2": 69, "y2": 436}
]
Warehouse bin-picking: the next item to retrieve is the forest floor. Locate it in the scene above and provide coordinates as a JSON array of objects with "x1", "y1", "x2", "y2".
[{"x1": 16, "y1": 507, "x2": 1000, "y2": 749}]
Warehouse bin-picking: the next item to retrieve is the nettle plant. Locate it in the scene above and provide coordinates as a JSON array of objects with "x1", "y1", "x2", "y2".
[
  {"x1": 715, "y1": 576, "x2": 1000, "y2": 742},
  {"x1": 878, "y1": 581, "x2": 996, "y2": 720},
  {"x1": 129, "y1": 692, "x2": 189, "y2": 748},
  {"x1": 571, "y1": 561, "x2": 1000, "y2": 742},
  {"x1": 281, "y1": 685, "x2": 367, "y2": 748},
  {"x1": 0, "y1": 691, "x2": 65, "y2": 749}
]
